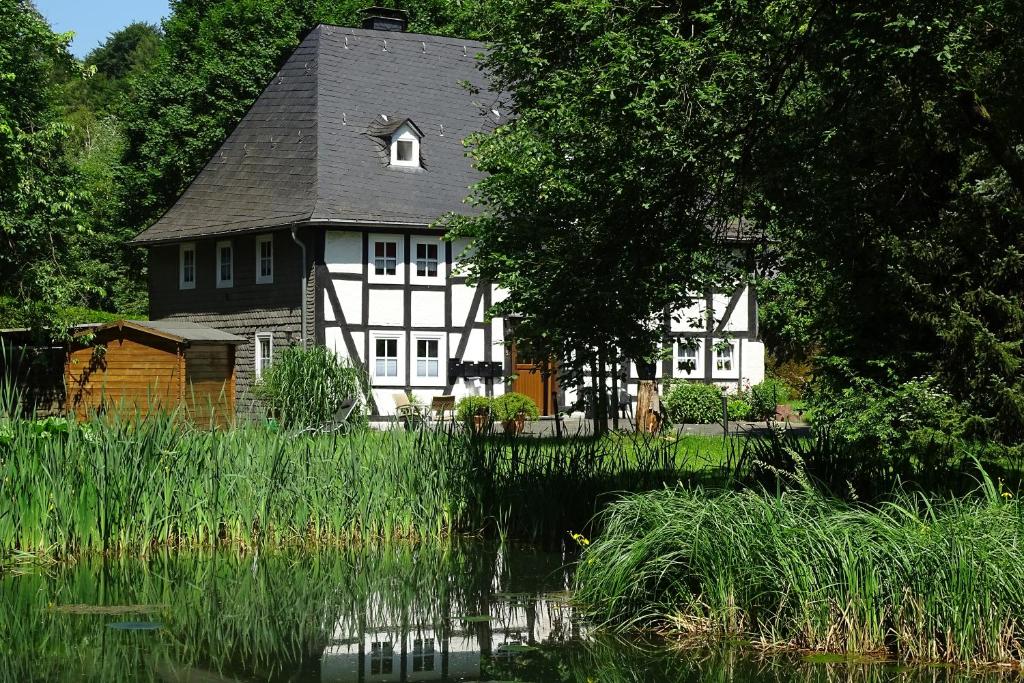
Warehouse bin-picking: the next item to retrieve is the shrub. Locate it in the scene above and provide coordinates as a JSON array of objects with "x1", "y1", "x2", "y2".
[
  {"x1": 251, "y1": 345, "x2": 368, "y2": 429},
  {"x1": 726, "y1": 398, "x2": 753, "y2": 421},
  {"x1": 749, "y1": 378, "x2": 791, "y2": 420},
  {"x1": 491, "y1": 392, "x2": 540, "y2": 421},
  {"x1": 662, "y1": 382, "x2": 722, "y2": 424},
  {"x1": 455, "y1": 395, "x2": 493, "y2": 422}
]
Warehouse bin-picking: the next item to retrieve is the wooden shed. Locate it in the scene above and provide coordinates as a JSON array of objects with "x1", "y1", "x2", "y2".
[{"x1": 65, "y1": 320, "x2": 244, "y2": 427}]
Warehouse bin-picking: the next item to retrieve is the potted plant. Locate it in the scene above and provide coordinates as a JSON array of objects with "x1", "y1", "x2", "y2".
[
  {"x1": 492, "y1": 392, "x2": 540, "y2": 435},
  {"x1": 456, "y1": 396, "x2": 493, "y2": 434}
]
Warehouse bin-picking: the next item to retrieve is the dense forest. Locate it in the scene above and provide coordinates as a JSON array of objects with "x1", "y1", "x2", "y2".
[{"x1": 4, "y1": 0, "x2": 1024, "y2": 455}]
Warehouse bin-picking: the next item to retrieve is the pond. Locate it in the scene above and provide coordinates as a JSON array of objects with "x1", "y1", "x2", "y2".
[{"x1": 0, "y1": 541, "x2": 1015, "y2": 682}]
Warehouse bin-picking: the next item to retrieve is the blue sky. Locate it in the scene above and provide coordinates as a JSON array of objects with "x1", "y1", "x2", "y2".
[{"x1": 34, "y1": 0, "x2": 171, "y2": 58}]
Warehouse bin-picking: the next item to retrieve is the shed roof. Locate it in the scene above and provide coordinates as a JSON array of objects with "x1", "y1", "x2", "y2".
[
  {"x1": 93, "y1": 320, "x2": 245, "y2": 344},
  {"x1": 132, "y1": 25, "x2": 502, "y2": 245}
]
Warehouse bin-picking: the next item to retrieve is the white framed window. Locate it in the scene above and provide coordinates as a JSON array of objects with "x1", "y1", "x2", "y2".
[
  {"x1": 368, "y1": 235, "x2": 403, "y2": 284},
  {"x1": 676, "y1": 339, "x2": 699, "y2": 376},
  {"x1": 255, "y1": 333, "x2": 273, "y2": 378},
  {"x1": 415, "y1": 338, "x2": 440, "y2": 378},
  {"x1": 374, "y1": 336, "x2": 399, "y2": 378},
  {"x1": 255, "y1": 235, "x2": 273, "y2": 284},
  {"x1": 415, "y1": 241, "x2": 439, "y2": 277},
  {"x1": 370, "y1": 641, "x2": 393, "y2": 675},
  {"x1": 715, "y1": 342, "x2": 734, "y2": 372},
  {"x1": 412, "y1": 638, "x2": 435, "y2": 672},
  {"x1": 179, "y1": 242, "x2": 196, "y2": 290},
  {"x1": 373, "y1": 240, "x2": 398, "y2": 276},
  {"x1": 216, "y1": 240, "x2": 233, "y2": 288},
  {"x1": 390, "y1": 123, "x2": 420, "y2": 168}
]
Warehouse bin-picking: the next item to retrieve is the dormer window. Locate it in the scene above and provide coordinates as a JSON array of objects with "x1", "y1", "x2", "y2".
[{"x1": 390, "y1": 123, "x2": 421, "y2": 167}]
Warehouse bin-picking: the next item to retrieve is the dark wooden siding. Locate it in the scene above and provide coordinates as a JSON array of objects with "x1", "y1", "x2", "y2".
[
  {"x1": 66, "y1": 328, "x2": 183, "y2": 419},
  {"x1": 148, "y1": 230, "x2": 316, "y2": 417},
  {"x1": 183, "y1": 343, "x2": 235, "y2": 428}
]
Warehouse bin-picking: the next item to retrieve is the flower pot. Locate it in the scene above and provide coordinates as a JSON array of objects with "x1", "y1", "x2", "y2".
[
  {"x1": 472, "y1": 414, "x2": 490, "y2": 434},
  {"x1": 502, "y1": 414, "x2": 526, "y2": 435}
]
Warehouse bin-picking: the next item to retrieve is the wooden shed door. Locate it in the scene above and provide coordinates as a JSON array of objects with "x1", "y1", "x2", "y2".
[{"x1": 510, "y1": 349, "x2": 557, "y2": 416}]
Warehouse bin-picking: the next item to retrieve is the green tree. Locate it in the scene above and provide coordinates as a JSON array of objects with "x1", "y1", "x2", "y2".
[
  {"x1": 446, "y1": 0, "x2": 751, "y2": 431},
  {"x1": 0, "y1": 0, "x2": 91, "y2": 329}
]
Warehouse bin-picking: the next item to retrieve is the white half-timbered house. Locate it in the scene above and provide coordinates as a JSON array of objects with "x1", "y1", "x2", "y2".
[{"x1": 132, "y1": 8, "x2": 764, "y2": 418}]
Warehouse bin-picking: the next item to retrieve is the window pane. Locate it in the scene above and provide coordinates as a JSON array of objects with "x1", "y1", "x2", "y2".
[
  {"x1": 375, "y1": 359, "x2": 386, "y2": 376},
  {"x1": 386, "y1": 242, "x2": 396, "y2": 258},
  {"x1": 385, "y1": 339, "x2": 396, "y2": 356},
  {"x1": 375, "y1": 242, "x2": 384, "y2": 257},
  {"x1": 386, "y1": 359, "x2": 397, "y2": 376},
  {"x1": 426, "y1": 339, "x2": 438, "y2": 357},
  {"x1": 427, "y1": 359, "x2": 438, "y2": 376},
  {"x1": 376, "y1": 339, "x2": 387, "y2": 357},
  {"x1": 397, "y1": 139, "x2": 414, "y2": 162},
  {"x1": 417, "y1": 359, "x2": 427, "y2": 376}
]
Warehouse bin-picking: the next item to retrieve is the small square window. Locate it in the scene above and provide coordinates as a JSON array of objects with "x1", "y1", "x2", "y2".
[
  {"x1": 375, "y1": 338, "x2": 398, "y2": 377},
  {"x1": 396, "y1": 139, "x2": 414, "y2": 162},
  {"x1": 416, "y1": 242, "x2": 439, "y2": 277},
  {"x1": 677, "y1": 340, "x2": 698, "y2": 375},
  {"x1": 374, "y1": 241, "x2": 398, "y2": 276},
  {"x1": 416, "y1": 338, "x2": 439, "y2": 377}
]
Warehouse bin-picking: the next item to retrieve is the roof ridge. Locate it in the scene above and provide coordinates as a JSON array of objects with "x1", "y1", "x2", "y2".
[{"x1": 312, "y1": 23, "x2": 487, "y2": 47}]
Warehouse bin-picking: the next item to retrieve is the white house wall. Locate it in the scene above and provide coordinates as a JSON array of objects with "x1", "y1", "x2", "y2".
[
  {"x1": 318, "y1": 229, "x2": 506, "y2": 416},
  {"x1": 562, "y1": 284, "x2": 766, "y2": 410}
]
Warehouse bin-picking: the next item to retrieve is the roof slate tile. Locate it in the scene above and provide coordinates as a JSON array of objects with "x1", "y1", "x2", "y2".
[{"x1": 133, "y1": 25, "x2": 499, "y2": 244}]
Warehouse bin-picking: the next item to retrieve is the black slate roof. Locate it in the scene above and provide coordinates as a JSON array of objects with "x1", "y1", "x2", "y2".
[{"x1": 133, "y1": 25, "x2": 502, "y2": 245}]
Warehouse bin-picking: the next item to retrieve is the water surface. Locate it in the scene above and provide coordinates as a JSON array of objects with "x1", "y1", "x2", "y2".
[{"x1": 0, "y1": 542, "x2": 1016, "y2": 682}]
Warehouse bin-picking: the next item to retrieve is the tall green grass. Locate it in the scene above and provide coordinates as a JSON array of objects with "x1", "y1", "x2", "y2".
[
  {"x1": 0, "y1": 402, "x2": 711, "y2": 557},
  {"x1": 574, "y1": 478, "x2": 1024, "y2": 665}
]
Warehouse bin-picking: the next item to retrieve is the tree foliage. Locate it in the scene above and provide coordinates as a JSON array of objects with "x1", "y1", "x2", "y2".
[
  {"x1": 0, "y1": 0, "x2": 87, "y2": 328},
  {"x1": 455, "y1": 0, "x2": 1024, "y2": 447},
  {"x1": 446, "y1": 0, "x2": 751, "y2": 422}
]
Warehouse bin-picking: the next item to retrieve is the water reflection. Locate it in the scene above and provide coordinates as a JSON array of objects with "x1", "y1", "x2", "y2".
[
  {"x1": 321, "y1": 581, "x2": 580, "y2": 681},
  {"x1": 0, "y1": 543, "x2": 1018, "y2": 683}
]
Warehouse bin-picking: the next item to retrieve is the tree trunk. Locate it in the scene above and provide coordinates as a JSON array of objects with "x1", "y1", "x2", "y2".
[
  {"x1": 594, "y1": 352, "x2": 608, "y2": 437},
  {"x1": 959, "y1": 91, "x2": 1024, "y2": 199},
  {"x1": 610, "y1": 356, "x2": 620, "y2": 431},
  {"x1": 636, "y1": 380, "x2": 661, "y2": 433}
]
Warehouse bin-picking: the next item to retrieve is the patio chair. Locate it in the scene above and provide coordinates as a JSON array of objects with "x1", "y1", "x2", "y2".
[
  {"x1": 393, "y1": 392, "x2": 427, "y2": 430},
  {"x1": 429, "y1": 395, "x2": 456, "y2": 425}
]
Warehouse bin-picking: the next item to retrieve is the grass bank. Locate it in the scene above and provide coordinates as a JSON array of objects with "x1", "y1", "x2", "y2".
[
  {"x1": 573, "y1": 479, "x2": 1024, "y2": 666},
  {"x1": 0, "y1": 409, "x2": 717, "y2": 558}
]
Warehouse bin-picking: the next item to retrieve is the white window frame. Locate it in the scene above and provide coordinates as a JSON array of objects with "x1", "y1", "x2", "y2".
[
  {"x1": 255, "y1": 234, "x2": 273, "y2": 284},
  {"x1": 715, "y1": 341, "x2": 735, "y2": 373},
  {"x1": 414, "y1": 335, "x2": 442, "y2": 379},
  {"x1": 255, "y1": 332, "x2": 273, "y2": 379},
  {"x1": 179, "y1": 242, "x2": 196, "y2": 290},
  {"x1": 675, "y1": 338, "x2": 700, "y2": 377},
  {"x1": 412, "y1": 638, "x2": 435, "y2": 673},
  {"x1": 411, "y1": 237, "x2": 443, "y2": 283},
  {"x1": 216, "y1": 240, "x2": 233, "y2": 288},
  {"x1": 371, "y1": 334, "x2": 402, "y2": 384},
  {"x1": 390, "y1": 124, "x2": 420, "y2": 168},
  {"x1": 368, "y1": 235, "x2": 404, "y2": 284}
]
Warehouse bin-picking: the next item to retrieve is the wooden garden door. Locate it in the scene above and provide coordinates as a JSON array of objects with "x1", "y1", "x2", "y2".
[{"x1": 510, "y1": 349, "x2": 557, "y2": 416}]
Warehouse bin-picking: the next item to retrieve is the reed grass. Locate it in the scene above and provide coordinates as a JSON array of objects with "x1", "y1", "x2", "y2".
[
  {"x1": 573, "y1": 476, "x2": 1024, "y2": 665},
  {"x1": 0, "y1": 399, "x2": 715, "y2": 557}
]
